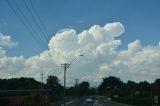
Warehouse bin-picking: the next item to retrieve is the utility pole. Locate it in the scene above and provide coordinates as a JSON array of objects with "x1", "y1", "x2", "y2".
[
  {"x1": 61, "y1": 63, "x2": 70, "y2": 106},
  {"x1": 75, "y1": 79, "x2": 79, "y2": 99},
  {"x1": 40, "y1": 73, "x2": 43, "y2": 105},
  {"x1": 41, "y1": 73, "x2": 43, "y2": 90},
  {"x1": 77, "y1": 80, "x2": 79, "y2": 99},
  {"x1": 61, "y1": 54, "x2": 83, "y2": 106}
]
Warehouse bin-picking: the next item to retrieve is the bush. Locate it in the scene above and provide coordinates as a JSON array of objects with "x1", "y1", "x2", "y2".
[
  {"x1": 1, "y1": 97, "x2": 9, "y2": 106},
  {"x1": 112, "y1": 94, "x2": 152, "y2": 106}
]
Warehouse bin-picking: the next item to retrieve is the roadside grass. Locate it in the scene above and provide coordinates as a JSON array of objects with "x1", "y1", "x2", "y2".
[
  {"x1": 111, "y1": 94, "x2": 152, "y2": 106},
  {"x1": 67, "y1": 102, "x2": 76, "y2": 106}
]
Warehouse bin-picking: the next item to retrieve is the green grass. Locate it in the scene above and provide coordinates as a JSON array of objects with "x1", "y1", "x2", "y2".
[{"x1": 112, "y1": 94, "x2": 152, "y2": 106}]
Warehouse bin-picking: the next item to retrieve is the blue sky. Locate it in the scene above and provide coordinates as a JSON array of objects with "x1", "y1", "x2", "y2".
[
  {"x1": 1, "y1": 0, "x2": 160, "y2": 85},
  {"x1": 0, "y1": 0, "x2": 160, "y2": 57}
]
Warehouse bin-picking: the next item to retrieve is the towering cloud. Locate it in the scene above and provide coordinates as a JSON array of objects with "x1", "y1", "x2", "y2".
[{"x1": 0, "y1": 22, "x2": 159, "y2": 86}]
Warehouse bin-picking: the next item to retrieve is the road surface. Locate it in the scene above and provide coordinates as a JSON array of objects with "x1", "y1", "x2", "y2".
[{"x1": 76, "y1": 96, "x2": 130, "y2": 106}]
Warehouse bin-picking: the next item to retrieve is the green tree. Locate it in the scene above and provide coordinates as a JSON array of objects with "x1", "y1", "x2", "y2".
[
  {"x1": 79, "y1": 81, "x2": 90, "y2": 96},
  {"x1": 138, "y1": 81, "x2": 151, "y2": 92},
  {"x1": 127, "y1": 80, "x2": 138, "y2": 89},
  {"x1": 98, "y1": 76, "x2": 123, "y2": 94},
  {"x1": 66, "y1": 87, "x2": 75, "y2": 97},
  {"x1": 152, "y1": 78, "x2": 160, "y2": 95},
  {"x1": 89, "y1": 88, "x2": 97, "y2": 95},
  {"x1": 46, "y1": 75, "x2": 63, "y2": 95},
  {"x1": 0, "y1": 77, "x2": 42, "y2": 90}
]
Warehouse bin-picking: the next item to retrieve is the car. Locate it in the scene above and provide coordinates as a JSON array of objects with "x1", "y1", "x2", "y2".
[
  {"x1": 108, "y1": 97, "x2": 111, "y2": 100},
  {"x1": 85, "y1": 98, "x2": 94, "y2": 106},
  {"x1": 86, "y1": 98, "x2": 93, "y2": 103}
]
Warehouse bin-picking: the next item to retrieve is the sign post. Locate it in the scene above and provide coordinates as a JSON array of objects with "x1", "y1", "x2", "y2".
[{"x1": 154, "y1": 96, "x2": 158, "y2": 106}]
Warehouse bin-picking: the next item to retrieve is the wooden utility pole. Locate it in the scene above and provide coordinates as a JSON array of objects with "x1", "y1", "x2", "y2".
[
  {"x1": 61, "y1": 63, "x2": 70, "y2": 106},
  {"x1": 41, "y1": 73, "x2": 43, "y2": 90}
]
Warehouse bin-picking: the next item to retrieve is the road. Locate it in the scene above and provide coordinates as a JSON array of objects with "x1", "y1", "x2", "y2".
[{"x1": 76, "y1": 96, "x2": 130, "y2": 106}]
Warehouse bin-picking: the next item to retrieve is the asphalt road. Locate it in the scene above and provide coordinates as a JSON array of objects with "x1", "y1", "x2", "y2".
[{"x1": 76, "y1": 96, "x2": 129, "y2": 106}]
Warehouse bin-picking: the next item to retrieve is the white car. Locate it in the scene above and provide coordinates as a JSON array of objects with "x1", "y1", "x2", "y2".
[
  {"x1": 108, "y1": 97, "x2": 111, "y2": 100},
  {"x1": 86, "y1": 98, "x2": 93, "y2": 103}
]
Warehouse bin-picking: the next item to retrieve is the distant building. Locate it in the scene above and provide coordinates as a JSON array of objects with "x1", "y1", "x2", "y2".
[{"x1": 0, "y1": 89, "x2": 51, "y2": 106}]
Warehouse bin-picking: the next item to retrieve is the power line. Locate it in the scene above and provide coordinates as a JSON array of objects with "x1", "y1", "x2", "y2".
[
  {"x1": 67, "y1": 58, "x2": 78, "y2": 72},
  {"x1": 12, "y1": 0, "x2": 47, "y2": 47},
  {"x1": 25, "y1": 0, "x2": 68, "y2": 60},
  {"x1": 6, "y1": 0, "x2": 45, "y2": 49},
  {"x1": 28, "y1": 0, "x2": 50, "y2": 39},
  {"x1": 6, "y1": 0, "x2": 46, "y2": 49},
  {"x1": 6, "y1": 0, "x2": 69, "y2": 60},
  {"x1": 22, "y1": 0, "x2": 48, "y2": 42}
]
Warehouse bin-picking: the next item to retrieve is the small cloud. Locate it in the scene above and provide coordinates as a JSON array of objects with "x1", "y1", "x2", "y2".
[
  {"x1": 79, "y1": 20, "x2": 84, "y2": 23},
  {"x1": 0, "y1": 32, "x2": 18, "y2": 47},
  {"x1": 57, "y1": 28, "x2": 73, "y2": 33},
  {"x1": 68, "y1": 26, "x2": 74, "y2": 29}
]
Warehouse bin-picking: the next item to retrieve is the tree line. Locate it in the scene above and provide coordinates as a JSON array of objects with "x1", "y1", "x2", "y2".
[
  {"x1": 0, "y1": 75, "x2": 160, "y2": 105},
  {"x1": 97, "y1": 76, "x2": 160, "y2": 106},
  {"x1": 0, "y1": 76, "x2": 90, "y2": 97},
  {"x1": 0, "y1": 76, "x2": 90, "y2": 105}
]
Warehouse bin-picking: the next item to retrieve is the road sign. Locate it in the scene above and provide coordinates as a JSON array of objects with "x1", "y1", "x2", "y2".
[{"x1": 154, "y1": 96, "x2": 158, "y2": 104}]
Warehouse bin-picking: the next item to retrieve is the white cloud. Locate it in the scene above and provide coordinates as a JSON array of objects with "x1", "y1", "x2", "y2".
[
  {"x1": 0, "y1": 32, "x2": 17, "y2": 47},
  {"x1": 104, "y1": 44, "x2": 160, "y2": 83},
  {"x1": 0, "y1": 22, "x2": 160, "y2": 86},
  {"x1": 0, "y1": 47, "x2": 6, "y2": 57}
]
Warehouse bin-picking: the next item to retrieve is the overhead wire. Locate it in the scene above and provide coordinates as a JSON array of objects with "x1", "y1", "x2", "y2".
[
  {"x1": 22, "y1": 0, "x2": 48, "y2": 42},
  {"x1": 67, "y1": 55, "x2": 82, "y2": 71},
  {"x1": 67, "y1": 59, "x2": 78, "y2": 71},
  {"x1": 6, "y1": 0, "x2": 69, "y2": 61},
  {"x1": 12, "y1": 0, "x2": 47, "y2": 47},
  {"x1": 28, "y1": 0, "x2": 50, "y2": 39},
  {"x1": 6, "y1": 0, "x2": 46, "y2": 49},
  {"x1": 26, "y1": 0, "x2": 68, "y2": 60}
]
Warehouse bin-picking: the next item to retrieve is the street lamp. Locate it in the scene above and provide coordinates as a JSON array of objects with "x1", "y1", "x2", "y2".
[
  {"x1": 69, "y1": 54, "x2": 83, "y2": 65},
  {"x1": 61, "y1": 54, "x2": 83, "y2": 106}
]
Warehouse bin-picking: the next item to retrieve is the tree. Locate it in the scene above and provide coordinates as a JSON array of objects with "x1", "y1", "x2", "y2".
[
  {"x1": 0, "y1": 77, "x2": 42, "y2": 90},
  {"x1": 98, "y1": 76, "x2": 123, "y2": 94},
  {"x1": 89, "y1": 88, "x2": 97, "y2": 95},
  {"x1": 138, "y1": 81, "x2": 151, "y2": 92},
  {"x1": 79, "y1": 81, "x2": 90, "y2": 96},
  {"x1": 66, "y1": 87, "x2": 75, "y2": 97},
  {"x1": 153, "y1": 78, "x2": 160, "y2": 88},
  {"x1": 152, "y1": 78, "x2": 160, "y2": 92},
  {"x1": 46, "y1": 75, "x2": 63, "y2": 95},
  {"x1": 127, "y1": 80, "x2": 138, "y2": 89}
]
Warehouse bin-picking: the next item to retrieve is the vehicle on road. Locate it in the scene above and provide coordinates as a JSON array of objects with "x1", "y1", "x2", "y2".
[{"x1": 85, "y1": 98, "x2": 94, "y2": 106}]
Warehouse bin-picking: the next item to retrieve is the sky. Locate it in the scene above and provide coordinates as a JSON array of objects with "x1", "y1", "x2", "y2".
[{"x1": 0, "y1": 0, "x2": 160, "y2": 86}]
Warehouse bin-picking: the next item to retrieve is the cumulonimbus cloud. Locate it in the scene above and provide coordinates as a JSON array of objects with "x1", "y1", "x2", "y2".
[{"x1": 0, "y1": 22, "x2": 159, "y2": 86}]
